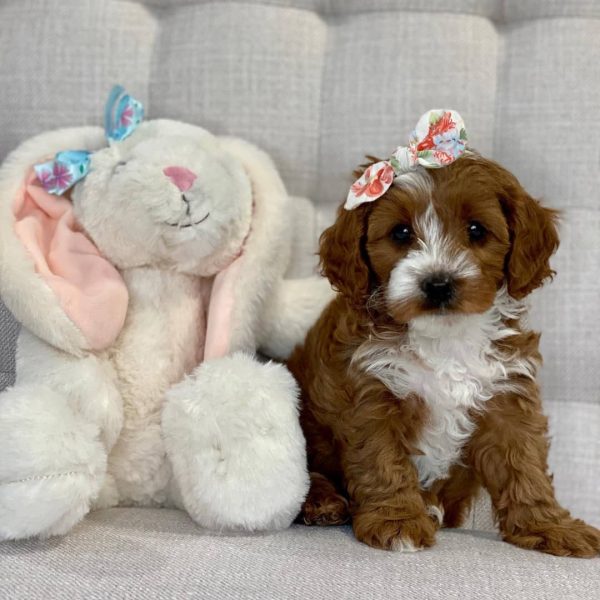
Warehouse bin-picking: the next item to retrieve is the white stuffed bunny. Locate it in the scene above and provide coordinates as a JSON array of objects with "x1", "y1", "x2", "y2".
[{"x1": 0, "y1": 88, "x2": 332, "y2": 540}]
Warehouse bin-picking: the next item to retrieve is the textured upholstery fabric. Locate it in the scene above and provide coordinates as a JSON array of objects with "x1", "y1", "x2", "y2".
[
  {"x1": 0, "y1": 1, "x2": 599, "y2": 591},
  {"x1": 0, "y1": 509, "x2": 598, "y2": 599}
]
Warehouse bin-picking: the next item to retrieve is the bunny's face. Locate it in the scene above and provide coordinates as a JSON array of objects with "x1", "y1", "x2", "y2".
[{"x1": 71, "y1": 121, "x2": 252, "y2": 276}]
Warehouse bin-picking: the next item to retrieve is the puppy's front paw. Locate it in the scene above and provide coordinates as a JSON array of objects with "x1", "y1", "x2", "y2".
[
  {"x1": 505, "y1": 517, "x2": 600, "y2": 558},
  {"x1": 301, "y1": 473, "x2": 350, "y2": 526},
  {"x1": 353, "y1": 511, "x2": 437, "y2": 552}
]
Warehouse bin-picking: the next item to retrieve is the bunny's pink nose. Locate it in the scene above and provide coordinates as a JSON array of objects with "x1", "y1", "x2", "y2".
[{"x1": 163, "y1": 166, "x2": 197, "y2": 192}]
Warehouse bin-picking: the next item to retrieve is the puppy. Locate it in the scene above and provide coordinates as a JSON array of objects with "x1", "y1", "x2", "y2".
[{"x1": 288, "y1": 110, "x2": 600, "y2": 557}]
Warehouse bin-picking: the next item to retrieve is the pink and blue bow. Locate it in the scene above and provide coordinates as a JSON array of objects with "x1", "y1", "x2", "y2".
[{"x1": 34, "y1": 85, "x2": 144, "y2": 195}]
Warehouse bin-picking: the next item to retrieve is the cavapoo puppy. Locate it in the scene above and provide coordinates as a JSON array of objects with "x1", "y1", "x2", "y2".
[{"x1": 289, "y1": 110, "x2": 600, "y2": 557}]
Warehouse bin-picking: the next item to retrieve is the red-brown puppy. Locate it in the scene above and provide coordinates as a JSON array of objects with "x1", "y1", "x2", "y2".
[{"x1": 289, "y1": 111, "x2": 600, "y2": 557}]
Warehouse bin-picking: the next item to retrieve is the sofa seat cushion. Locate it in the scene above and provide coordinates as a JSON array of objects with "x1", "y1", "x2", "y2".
[{"x1": 1, "y1": 508, "x2": 598, "y2": 599}]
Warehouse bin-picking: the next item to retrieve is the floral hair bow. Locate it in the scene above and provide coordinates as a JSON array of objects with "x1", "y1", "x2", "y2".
[
  {"x1": 345, "y1": 109, "x2": 468, "y2": 210},
  {"x1": 34, "y1": 85, "x2": 145, "y2": 195}
]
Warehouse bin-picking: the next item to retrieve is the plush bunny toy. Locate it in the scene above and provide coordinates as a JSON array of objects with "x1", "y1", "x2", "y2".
[{"x1": 0, "y1": 88, "x2": 332, "y2": 540}]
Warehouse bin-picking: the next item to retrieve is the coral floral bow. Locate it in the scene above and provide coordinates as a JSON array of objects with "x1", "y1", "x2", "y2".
[{"x1": 345, "y1": 109, "x2": 468, "y2": 210}]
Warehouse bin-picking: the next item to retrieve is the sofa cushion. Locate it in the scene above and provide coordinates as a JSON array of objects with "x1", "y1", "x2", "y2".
[
  {"x1": 0, "y1": 0, "x2": 598, "y2": 529},
  {"x1": 0, "y1": 509, "x2": 598, "y2": 599}
]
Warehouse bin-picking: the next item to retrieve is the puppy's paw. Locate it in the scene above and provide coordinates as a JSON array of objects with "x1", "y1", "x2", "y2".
[
  {"x1": 353, "y1": 511, "x2": 437, "y2": 552},
  {"x1": 301, "y1": 473, "x2": 350, "y2": 526},
  {"x1": 420, "y1": 490, "x2": 444, "y2": 528},
  {"x1": 505, "y1": 517, "x2": 600, "y2": 558},
  {"x1": 302, "y1": 495, "x2": 350, "y2": 526},
  {"x1": 426, "y1": 503, "x2": 445, "y2": 527}
]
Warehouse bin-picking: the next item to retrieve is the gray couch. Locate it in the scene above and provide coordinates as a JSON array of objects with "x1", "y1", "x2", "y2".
[{"x1": 0, "y1": 0, "x2": 598, "y2": 597}]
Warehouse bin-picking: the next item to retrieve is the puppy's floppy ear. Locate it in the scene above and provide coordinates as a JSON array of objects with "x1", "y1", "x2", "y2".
[
  {"x1": 501, "y1": 180, "x2": 559, "y2": 300},
  {"x1": 319, "y1": 201, "x2": 372, "y2": 307}
]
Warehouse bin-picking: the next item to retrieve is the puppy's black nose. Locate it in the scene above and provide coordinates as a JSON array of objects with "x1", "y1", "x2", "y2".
[{"x1": 421, "y1": 274, "x2": 455, "y2": 307}]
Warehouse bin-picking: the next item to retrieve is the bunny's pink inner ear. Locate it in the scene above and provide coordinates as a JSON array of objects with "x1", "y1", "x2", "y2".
[
  {"x1": 12, "y1": 169, "x2": 129, "y2": 350},
  {"x1": 203, "y1": 255, "x2": 243, "y2": 361}
]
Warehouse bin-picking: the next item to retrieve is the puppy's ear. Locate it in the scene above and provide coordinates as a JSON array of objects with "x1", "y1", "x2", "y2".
[
  {"x1": 502, "y1": 183, "x2": 559, "y2": 300},
  {"x1": 319, "y1": 202, "x2": 372, "y2": 307}
]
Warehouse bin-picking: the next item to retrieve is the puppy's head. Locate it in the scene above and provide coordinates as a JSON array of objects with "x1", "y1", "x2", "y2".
[{"x1": 320, "y1": 153, "x2": 559, "y2": 322}]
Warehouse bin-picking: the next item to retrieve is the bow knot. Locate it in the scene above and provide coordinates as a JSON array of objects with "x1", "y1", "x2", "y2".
[
  {"x1": 390, "y1": 145, "x2": 418, "y2": 173},
  {"x1": 345, "y1": 109, "x2": 468, "y2": 210},
  {"x1": 34, "y1": 85, "x2": 145, "y2": 195}
]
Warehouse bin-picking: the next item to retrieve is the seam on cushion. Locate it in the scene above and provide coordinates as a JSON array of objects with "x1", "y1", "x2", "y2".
[
  {"x1": 320, "y1": 7, "x2": 500, "y2": 21},
  {"x1": 552, "y1": 206, "x2": 600, "y2": 213},
  {"x1": 134, "y1": 5, "x2": 161, "y2": 120},
  {"x1": 491, "y1": 14, "x2": 503, "y2": 162},
  {"x1": 140, "y1": 0, "x2": 322, "y2": 17},
  {"x1": 129, "y1": 1, "x2": 497, "y2": 20},
  {"x1": 113, "y1": 1, "x2": 600, "y2": 23},
  {"x1": 501, "y1": 15, "x2": 600, "y2": 23},
  {"x1": 312, "y1": 13, "x2": 329, "y2": 203},
  {"x1": 544, "y1": 399, "x2": 600, "y2": 409}
]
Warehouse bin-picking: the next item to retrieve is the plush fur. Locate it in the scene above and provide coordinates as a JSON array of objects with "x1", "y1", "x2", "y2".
[
  {"x1": 163, "y1": 352, "x2": 307, "y2": 531},
  {"x1": 0, "y1": 127, "x2": 107, "y2": 356},
  {"x1": 0, "y1": 121, "x2": 331, "y2": 540},
  {"x1": 289, "y1": 153, "x2": 600, "y2": 557}
]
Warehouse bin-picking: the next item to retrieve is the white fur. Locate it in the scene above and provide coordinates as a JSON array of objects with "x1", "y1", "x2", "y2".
[
  {"x1": 427, "y1": 503, "x2": 444, "y2": 525},
  {"x1": 162, "y1": 352, "x2": 308, "y2": 531},
  {"x1": 393, "y1": 168, "x2": 434, "y2": 201},
  {"x1": 15, "y1": 329, "x2": 123, "y2": 451},
  {"x1": 391, "y1": 537, "x2": 421, "y2": 553},
  {"x1": 74, "y1": 121, "x2": 253, "y2": 276},
  {"x1": 0, "y1": 384, "x2": 106, "y2": 540},
  {"x1": 258, "y1": 276, "x2": 334, "y2": 360},
  {"x1": 218, "y1": 137, "x2": 293, "y2": 352},
  {"x1": 387, "y1": 205, "x2": 479, "y2": 306},
  {"x1": 102, "y1": 268, "x2": 207, "y2": 508},
  {"x1": 0, "y1": 122, "x2": 318, "y2": 539},
  {"x1": 0, "y1": 127, "x2": 106, "y2": 356},
  {"x1": 354, "y1": 289, "x2": 538, "y2": 488}
]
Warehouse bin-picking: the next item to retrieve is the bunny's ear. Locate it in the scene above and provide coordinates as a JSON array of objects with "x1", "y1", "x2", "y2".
[
  {"x1": 203, "y1": 137, "x2": 293, "y2": 360},
  {"x1": 0, "y1": 127, "x2": 128, "y2": 356}
]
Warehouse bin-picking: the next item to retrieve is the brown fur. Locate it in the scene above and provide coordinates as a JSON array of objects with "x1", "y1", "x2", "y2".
[{"x1": 289, "y1": 154, "x2": 600, "y2": 557}]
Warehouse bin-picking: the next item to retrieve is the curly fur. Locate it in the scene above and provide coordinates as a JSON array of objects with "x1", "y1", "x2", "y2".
[{"x1": 289, "y1": 153, "x2": 600, "y2": 557}]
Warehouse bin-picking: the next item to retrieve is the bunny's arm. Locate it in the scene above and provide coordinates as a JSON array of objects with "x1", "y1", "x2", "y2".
[{"x1": 257, "y1": 276, "x2": 334, "y2": 360}]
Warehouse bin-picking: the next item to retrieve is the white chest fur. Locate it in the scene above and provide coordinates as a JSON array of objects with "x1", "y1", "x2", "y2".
[
  {"x1": 106, "y1": 268, "x2": 208, "y2": 505},
  {"x1": 354, "y1": 292, "x2": 535, "y2": 488}
]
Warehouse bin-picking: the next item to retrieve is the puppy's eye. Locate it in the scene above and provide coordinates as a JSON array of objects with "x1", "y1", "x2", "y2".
[
  {"x1": 114, "y1": 161, "x2": 127, "y2": 172},
  {"x1": 468, "y1": 221, "x2": 487, "y2": 242},
  {"x1": 390, "y1": 224, "x2": 412, "y2": 244}
]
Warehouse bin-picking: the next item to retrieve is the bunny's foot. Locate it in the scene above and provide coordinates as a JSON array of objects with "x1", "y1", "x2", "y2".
[
  {"x1": 163, "y1": 352, "x2": 309, "y2": 532},
  {"x1": 0, "y1": 385, "x2": 106, "y2": 540}
]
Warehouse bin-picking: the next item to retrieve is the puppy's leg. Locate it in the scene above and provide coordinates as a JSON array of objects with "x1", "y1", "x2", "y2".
[
  {"x1": 298, "y1": 400, "x2": 349, "y2": 526},
  {"x1": 301, "y1": 472, "x2": 350, "y2": 526},
  {"x1": 467, "y1": 382, "x2": 600, "y2": 557},
  {"x1": 432, "y1": 464, "x2": 481, "y2": 528},
  {"x1": 342, "y1": 402, "x2": 437, "y2": 552}
]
